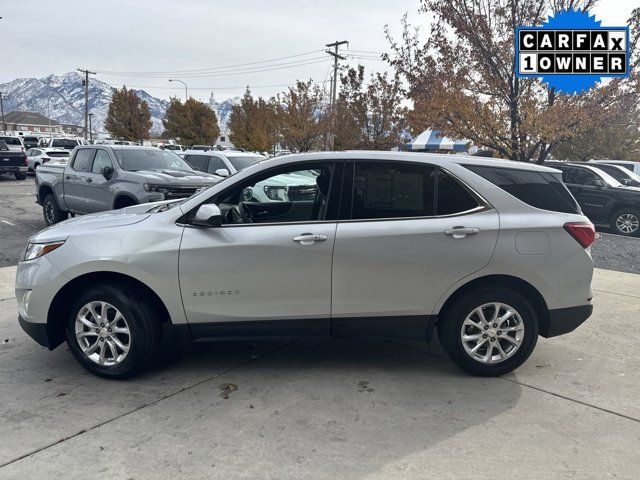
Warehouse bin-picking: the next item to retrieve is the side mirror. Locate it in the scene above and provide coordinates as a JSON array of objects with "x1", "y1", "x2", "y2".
[
  {"x1": 191, "y1": 204, "x2": 222, "y2": 228},
  {"x1": 102, "y1": 165, "x2": 114, "y2": 179},
  {"x1": 621, "y1": 178, "x2": 631, "y2": 186},
  {"x1": 214, "y1": 168, "x2": 230, "y2": 177}
]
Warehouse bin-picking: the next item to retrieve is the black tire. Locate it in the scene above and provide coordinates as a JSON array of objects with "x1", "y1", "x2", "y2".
[
  {"x1": 14, "y1": 172, "x2": 27, "y2": 180},
  {"x1": 438, "y1": 288, "x2": 539, "y2": 376},
  {"x1": 65, "y1": 284, "x2": 162, "y2": 379},
  {"x1": 42, "y1": 193, "x2": 68, "y2": 225},
  {"x1": 610, "y1": 208, "x2": 640, "y2": 237}
]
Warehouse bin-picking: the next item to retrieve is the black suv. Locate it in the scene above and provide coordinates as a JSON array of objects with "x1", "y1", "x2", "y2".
[{"x1": 546, "y1": 161, "x2": 640, "y2": 236}]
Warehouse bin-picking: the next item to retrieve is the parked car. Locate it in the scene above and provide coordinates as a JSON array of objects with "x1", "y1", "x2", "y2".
[
  {"x1": 20, "y1": 135, "x2": 41, "y2": 149},
  {"x1": 35, "y1": 145, "x2": 223, "y2": 225},
  {"x1": 190, "y1": 145, "x2": 213, "y2": 151},
  {"x1": 0, "y1": 135, "x2": 25, "y2": 153},
  {"x1": 17, "y1": 152, "x2": 594, "y2": 378},
  {"x1": 0, "y1": 140, "x2": 28, "y2": 179},
  {"x1": 159, "y1": 144, "x2": 184, "y2": 152},
  {"x1": 590, "y1": 160, "x2": 640, "y2": 176},
  {"x1": 48, "y1": 137, "x2": 87, "y2": 151},
  {"x1": 26, "y1": 148, "x2": 70, "y2": 173},
  {"x1": 589, "y1": 162, "x2": 640, "y2": 187},
  {"x1": 182, "y1": 150, "x2": 265, "y2": 177},
  {"x1": 546, "y1": 161, "x2": 640, "y2": 236}
]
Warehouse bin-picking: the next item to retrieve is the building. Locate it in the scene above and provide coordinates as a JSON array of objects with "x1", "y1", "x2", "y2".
[
  {"x1": 208, "y1": 93, "x2": 235, "y2": 149},
  {"x1": 0, "y1": 111, "x2": 82, "y2": 137}
]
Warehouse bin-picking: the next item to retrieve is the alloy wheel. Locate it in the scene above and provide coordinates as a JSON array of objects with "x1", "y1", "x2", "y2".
[
  {"x1": 75, "y1": 301, "x2": 131, "y2": 366},
  {"x1": 460, "y1": 302, "x2": 524, "y2": 364},
  {"x1": 615, "y1": 213, "x2": 639, "y2": 234}
]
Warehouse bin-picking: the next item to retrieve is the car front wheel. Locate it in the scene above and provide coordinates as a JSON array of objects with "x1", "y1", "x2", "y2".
[
  {"x1": 65, "y1": 284, "x2": 162, "y2": 378},
  {"x1": 438, "y1": 288, "x2": 539, "y2": 376}
]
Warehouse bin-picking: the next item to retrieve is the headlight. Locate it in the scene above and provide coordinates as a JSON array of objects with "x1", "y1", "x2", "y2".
[
  {"x1": 264, "y1": 186, "x2": 284, "y2": 201},
  {"x1": 22, "y1": 241, "x2": 65, "y2": 261},
  {"x1": 143, "y1": 183, "x2": 170, "y2": 194}
]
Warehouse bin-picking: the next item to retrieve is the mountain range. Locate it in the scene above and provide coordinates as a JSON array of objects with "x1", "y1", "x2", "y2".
[{"x1": 0, "y1": 72, "x2": 238, "y2": 136}]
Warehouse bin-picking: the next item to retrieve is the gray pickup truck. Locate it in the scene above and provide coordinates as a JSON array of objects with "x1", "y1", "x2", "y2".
[{"x1": 35, "y1": 145, "x2": 222, "y2": 225}]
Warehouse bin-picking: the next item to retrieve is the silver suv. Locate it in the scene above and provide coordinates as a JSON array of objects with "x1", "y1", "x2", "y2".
[{"x1": 16, "y1": 152, "x2": 595, "y2": 378}]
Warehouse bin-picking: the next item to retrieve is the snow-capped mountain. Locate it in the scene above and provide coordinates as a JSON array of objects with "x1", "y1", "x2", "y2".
[{"x1": 0, "y1": 72, "x2": 236, "y2": 136}]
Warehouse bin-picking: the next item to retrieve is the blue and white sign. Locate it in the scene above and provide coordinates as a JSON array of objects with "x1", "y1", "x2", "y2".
[{"x1": 515, "y1": 9, "x2": 630, "y2": 95}]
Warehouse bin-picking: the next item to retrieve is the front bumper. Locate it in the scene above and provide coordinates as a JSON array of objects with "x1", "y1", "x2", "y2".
[
  {"x1": 539, "y1": 304, "x2": 593, "y2": 338},
  {"x1": 18, "y1": 315, "x2": 51, "y2": 348}
]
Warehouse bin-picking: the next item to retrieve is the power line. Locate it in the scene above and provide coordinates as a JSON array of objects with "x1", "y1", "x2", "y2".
[
  {"x1": 123, "y1": 80, "x2": 330, "y2": 91},
  {"x1": 98, "y1": 58, "x2": 329, "y2": 79},
  {"x1": 95, "y1": 49, "x2": 325, "y2": 76}
]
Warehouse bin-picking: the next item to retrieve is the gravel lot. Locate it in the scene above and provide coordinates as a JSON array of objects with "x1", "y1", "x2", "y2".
[{"x1": 1, "y1": 175, "x2": 639, "y2": 272}]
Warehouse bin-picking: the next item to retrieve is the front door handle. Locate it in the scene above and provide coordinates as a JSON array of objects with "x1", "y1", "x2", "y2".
[
  {"x1": 445, "y1": 227, "x2": 480, "y2": 239},
  {"x1": 85, "y1": 177, "x2": 92, "y2": 183},
  {"x1": 65, "y1": 175, "x2": 71, "y2": 180},
  {"x1": 293, "y1": 233, "x2": 328, "y2": 245}
]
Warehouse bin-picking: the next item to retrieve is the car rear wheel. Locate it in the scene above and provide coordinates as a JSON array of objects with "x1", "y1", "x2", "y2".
[
  {"x1": 611, "y1": 209, "x2": 640, "y2": 237},
  {"x1": 65, "y1": 284, "x2": 162, "y2": 378},
  {"x1": 438, "y1": 288, "x2": 538, "y2": 376},
  {"x1": 42, "y1": 193, "x2": 68, "y2": 225},
  {"x1": 14, "y1": 172, "x2": 27, "y2": 180}
]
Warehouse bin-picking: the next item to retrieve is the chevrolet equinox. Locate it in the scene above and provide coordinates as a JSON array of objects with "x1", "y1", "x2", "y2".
[{"x1": 16, "y1": 152, "x2": 595, "y2": 378}]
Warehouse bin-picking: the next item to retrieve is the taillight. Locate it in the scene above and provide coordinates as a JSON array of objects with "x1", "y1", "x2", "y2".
[
  {"x1": 564, "y1": 222, "x2": 595, "y2": 248},
  {"x1": 42, "y1": 157, "x2": 50, "y2": 163},
  {"x1": 22, "y1": 154, "x2": 28, "y2": 166}
]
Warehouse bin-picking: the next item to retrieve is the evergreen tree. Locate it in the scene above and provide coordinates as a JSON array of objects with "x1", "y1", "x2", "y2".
[{"x1": 105, "y1": 86, "x2": 152, "y2": 141}]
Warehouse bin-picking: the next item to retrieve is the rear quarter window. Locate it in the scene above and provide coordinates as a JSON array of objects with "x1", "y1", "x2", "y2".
[{"x1": 464, "y1": 164, "x2": 580, "y2": 214}]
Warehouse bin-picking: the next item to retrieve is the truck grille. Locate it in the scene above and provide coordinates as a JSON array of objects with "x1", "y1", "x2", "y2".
[
  {"x1": 164, "y1": 185, "x2": 203, "y2": 198},
  {"x1": 287, "y1": 185, "x2": 317, "y2": 201}
]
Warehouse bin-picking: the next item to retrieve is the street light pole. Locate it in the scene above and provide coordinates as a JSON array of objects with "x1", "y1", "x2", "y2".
[{"x1": 168, "y1": 79, "x2": 188, "y2": 101}]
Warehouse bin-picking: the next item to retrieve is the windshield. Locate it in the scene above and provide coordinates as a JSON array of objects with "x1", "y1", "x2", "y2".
[
  {"x1": 52, "y1": 139, "x2": 79, "y2": 148},
  {"x1": 114, "y1": 148, "x2": 194, "y2": 172},
  {"x1": 228, "y1": 155, "x2": 262, "y2": 171},
  {"x1": 594, "y1": 168, "x2": 624, "y2": 188},
  {"x1": 1, "y1": 137, "x2": 22, "y2": 146}
]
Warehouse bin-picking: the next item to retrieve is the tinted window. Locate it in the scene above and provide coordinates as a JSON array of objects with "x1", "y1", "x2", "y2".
[
  {"x1": 594, "y1": 164, "x2": 625, "y2": 181},
  {"x1": 185, "y1": 154, "x2": 209, "y2": 172},
  {"x1": 563, "y1": 166, "x2": 601, "y2": 186},
  {"x1": 48, "y1": 151, "x2": 69, "y2": 158},
  {"x1": 72, "y1": 149, "x2": 94, "y2": 172},
  {"x1": 465, "y1": 165, "x2": 580, "y2": 214},
  {"x1": 208, "y1": 156, "x2": 227, "y2": 173},
  {"x1": 353, "y1": 162, "x2": 435, "y2": 219},
  {"x1": 91, "y1": 150, "x2": 112, "y2": 173},
  {"x1": 1, "y1": 137, "x2": 22, "y2": 146},
  {"x1": 436, "y1": 170, "x2": 479, "y2": 215},
  {"x1": 52, "y1": 139, "x2": 79, "y2": 149},
  {"x1": 228, "y1": 155, "x2": 262, "y2": 171}
]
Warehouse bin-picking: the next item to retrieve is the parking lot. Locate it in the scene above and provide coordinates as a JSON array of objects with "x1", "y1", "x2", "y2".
[{"x1": 1, "y1": 175, "x2": 639, "y2": 479}]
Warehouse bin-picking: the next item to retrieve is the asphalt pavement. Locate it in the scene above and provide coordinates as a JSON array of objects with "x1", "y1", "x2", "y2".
[{"x1": 1, "y1": 175, "x2": 639, "y2": 272}]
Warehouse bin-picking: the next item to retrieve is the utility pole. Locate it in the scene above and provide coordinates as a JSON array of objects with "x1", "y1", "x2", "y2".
[
  {"x1": 139, "y1": 113, "x2": 144, "y2": 146},
  {"x1": 325, "y1": 40, "x2": 348, "y2": 150},
  {"x1": 77, "y1": 68, "x2": 96, "y2": 140},
  {"x1": 88, "y1": 113, "x2": 94, "y2": 143},
  {"x1": 0, "y1": 91, "x2": 7, "y2": 133}
]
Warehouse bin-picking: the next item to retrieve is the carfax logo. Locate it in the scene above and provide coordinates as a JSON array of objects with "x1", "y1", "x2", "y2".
[{"x1": 515, "y1": 9, "x2": 630, "y2": 94}]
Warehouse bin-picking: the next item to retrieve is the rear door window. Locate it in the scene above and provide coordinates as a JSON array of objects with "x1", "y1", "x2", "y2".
[
  {"x1": 352, "y1": 162, "x2": 436, "y2": 219},
  {"x1": 72, "y1": 149, "x2": 95, "y2": 172},
  {"x1": 464, "y1": 164, "x2": 580, "y2": 214},
  {"x1": 436, "y1": 170, "x2": 480, "y2": 215},
  {"x1": 208, "y1": 156, "x2": 227, "y2": 173}
]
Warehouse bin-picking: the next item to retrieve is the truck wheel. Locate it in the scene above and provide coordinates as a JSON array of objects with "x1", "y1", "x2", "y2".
[
  {"x1": 65, "y1": 284, "x2": 162, "y2": 378},
  {"x1": 611, "y1": 208, "x2": 640, "y2": 237},
  {"x1": 14, "y1": 172, "x2": 27, "y2": 180},
  {"x1": 438, "y1": 288, "x2": 538, "y2": 376},
  {"x1": 43, "y1": 193, "x2": 68, "y2": 225}
]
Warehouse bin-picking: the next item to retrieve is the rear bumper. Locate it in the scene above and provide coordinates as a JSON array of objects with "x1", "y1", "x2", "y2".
[
  {"x1": 18, "y1": 315, "x2": 51, "y2": 348},
  {"x1": 539, "y1": 304, "x2": 593, "y2": 338},
  {"x1": 0, "y1": 166, "x2": 27, "y2": 173}
]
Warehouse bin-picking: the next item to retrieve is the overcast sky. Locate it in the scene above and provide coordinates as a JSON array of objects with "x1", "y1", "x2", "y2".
[{"x1": 1, "y1": 0, "x2": 637, "y2": 102}]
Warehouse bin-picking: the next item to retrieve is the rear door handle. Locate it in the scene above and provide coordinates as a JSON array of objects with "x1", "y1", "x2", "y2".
[
  {"x1": 445, "y1": 227, "x2": 480, "y2": 238},
  {"x1": 85, "y1": 177, "x2": 92, "y2": 183},
  {"x1": 293, "y1": 233, "x2": 328, "y2": 245},
  {"x1": 65, "y1": 175, "x2": 71, "y2": 180}
]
